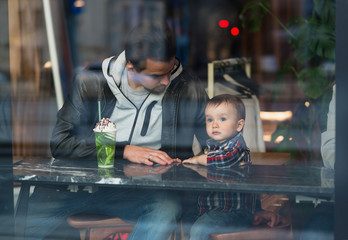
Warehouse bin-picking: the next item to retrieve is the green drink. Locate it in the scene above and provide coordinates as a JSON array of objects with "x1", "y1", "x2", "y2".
[{"x1": 94, "y1": 118, "x2": 117, "y2": 168}]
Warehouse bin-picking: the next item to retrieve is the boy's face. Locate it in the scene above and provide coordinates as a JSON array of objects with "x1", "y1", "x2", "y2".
[{"x1": 205, "y1": 102, "x2": 244, "y2": 141}]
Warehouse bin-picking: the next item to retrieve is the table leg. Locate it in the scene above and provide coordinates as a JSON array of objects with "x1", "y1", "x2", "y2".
[{"x1": 14, "y1": 182, "x2": 30, "y2": 240}]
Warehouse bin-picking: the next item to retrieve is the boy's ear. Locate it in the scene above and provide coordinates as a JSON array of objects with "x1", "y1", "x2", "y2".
[{"x1": 236, "y1": 119, "x2": 245, "y2": 132}]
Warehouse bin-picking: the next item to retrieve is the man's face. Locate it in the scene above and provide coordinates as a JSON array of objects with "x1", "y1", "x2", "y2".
[
  {"x1": 205, "y1": 102, "x2": 244, "y2": 141},
  {"x1": 128, "y1": 57, "x2": 175, "y2": 94}
]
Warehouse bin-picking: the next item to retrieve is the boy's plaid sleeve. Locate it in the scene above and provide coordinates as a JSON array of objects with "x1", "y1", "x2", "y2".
[{"x1": 207, "y1": 139, "x2": 250, "y2": 168}]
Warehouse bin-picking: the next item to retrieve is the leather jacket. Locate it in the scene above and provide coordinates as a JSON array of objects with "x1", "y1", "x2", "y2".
[{"x1": 50, "y1": 67, "x2": 209, "y2": 161}]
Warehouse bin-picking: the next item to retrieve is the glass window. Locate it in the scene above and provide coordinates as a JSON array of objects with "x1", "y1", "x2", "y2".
[{"x1": 1, "y1": 0, "x2": 345, "y2": 239}]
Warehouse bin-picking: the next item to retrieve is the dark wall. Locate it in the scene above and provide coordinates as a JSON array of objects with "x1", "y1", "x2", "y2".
[{"x1": 335, "y1": 0, "x2": 348, "y2": 239}]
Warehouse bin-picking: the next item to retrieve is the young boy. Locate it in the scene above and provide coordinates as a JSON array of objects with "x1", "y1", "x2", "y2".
[{"x1": 183, "y1": 94, "x2": 281, "y2": 240}]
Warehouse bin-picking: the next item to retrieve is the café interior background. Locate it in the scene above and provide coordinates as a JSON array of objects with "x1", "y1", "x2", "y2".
[
  {"x1": 0, "y1": 0, "x2": 342, "y2": 239},
  {"x1": 1, "y1": 0, "x2": 334, "y2": 166}
]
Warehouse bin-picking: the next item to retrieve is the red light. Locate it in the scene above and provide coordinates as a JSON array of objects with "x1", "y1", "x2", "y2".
[
  {"x1": 219, "y1": 20, "x2": 229, "y2": 28},
  {"x1": 231, "y1": 27, "x2": 239, "y2": 36}
]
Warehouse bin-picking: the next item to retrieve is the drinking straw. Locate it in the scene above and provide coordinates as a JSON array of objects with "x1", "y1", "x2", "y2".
[
  {"x1": 98, "y1": 100, "x2": 101, "y2": 121},
  {"x1": 95, "y1": 72, "x2": 102, "y2": 121}
]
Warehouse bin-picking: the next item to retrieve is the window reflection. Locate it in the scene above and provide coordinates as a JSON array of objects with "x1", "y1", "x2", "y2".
[{"x1": 2, "y1": 0, "x2": 338, "y2": 239}]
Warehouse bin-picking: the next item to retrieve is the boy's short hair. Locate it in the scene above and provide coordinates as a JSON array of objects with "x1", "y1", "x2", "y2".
[
  {"x1": 206, "y1": 94, "x2": 246, "y2": 120},
  {"x1": 125, "y1": 22, "x2": 177, "y2": 72}
]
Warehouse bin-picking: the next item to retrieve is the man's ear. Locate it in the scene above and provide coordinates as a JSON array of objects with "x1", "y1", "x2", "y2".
[
  {"x1": 236, "y1": 119, "x2": 245, "y2": 132},
  {"x1": 126, "y1": 62, "x2": 134, "y2": 71}
]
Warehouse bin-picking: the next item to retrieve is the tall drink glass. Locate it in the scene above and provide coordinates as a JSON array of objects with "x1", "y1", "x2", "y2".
[{"x1": 94, "y1": 129, "x2": 116, "y2": 168}]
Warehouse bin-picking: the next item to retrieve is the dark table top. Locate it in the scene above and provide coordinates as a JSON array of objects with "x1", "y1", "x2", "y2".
[{"x1": 13, "y1": 155, "x2": 335, "y2": 198}]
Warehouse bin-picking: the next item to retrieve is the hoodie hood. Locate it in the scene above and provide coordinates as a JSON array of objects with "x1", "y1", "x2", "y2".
[{"x1": 102, "y1": 51, "x2": 183, "y2": 97}]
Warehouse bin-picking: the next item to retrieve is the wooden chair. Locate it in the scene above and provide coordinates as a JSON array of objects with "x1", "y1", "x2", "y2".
[
  {"x1": 67, "y1": 214, "x2": 178, "y2": 240},
  {"x1": 210, "y1": 218, "x2": 291, "y2": 240},
  {"x1": 67, "y1": 214, "x2": 135, "y2": 240}
]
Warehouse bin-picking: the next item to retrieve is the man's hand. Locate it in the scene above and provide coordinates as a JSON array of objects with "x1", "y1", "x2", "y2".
[
  {"x1": 182, "y1": 154, "x2": 207, "y2": 166},
  {"x1": 253, "y1": 211, "x2": 287, "y2": 227},
  {"x1": 123, "y1": 145, "x2": 173, "y2": 166}
]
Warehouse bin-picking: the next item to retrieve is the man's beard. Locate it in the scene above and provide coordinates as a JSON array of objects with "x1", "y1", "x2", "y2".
[{"x1": 145, "y1": 84, "x2": 167, "y2": 94}]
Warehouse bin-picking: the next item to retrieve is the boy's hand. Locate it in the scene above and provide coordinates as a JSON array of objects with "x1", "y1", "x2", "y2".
[
  {"x1": 253, "y1": 211, "x2": 287, "y2": 227},
  {"x1": 182, "y1": 157, "x2": 199, "y2": 165},
  {"x1": 183, "y1": 154, "x2": 207, "y2": 166}
]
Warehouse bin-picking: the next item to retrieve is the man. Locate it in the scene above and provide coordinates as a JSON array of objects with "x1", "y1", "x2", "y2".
[{"x1": 26, "y1": 22, "x2": 209, "y2": 240}]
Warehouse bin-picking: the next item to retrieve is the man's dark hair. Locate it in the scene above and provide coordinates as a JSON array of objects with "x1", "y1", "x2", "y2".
[
  {"x1": 206, "y1": 94, "x2": 246, "y2": 120},
  {"x1": 125, "y1": 22, "x2": 177, "y2": 72}
]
